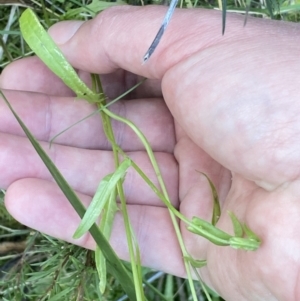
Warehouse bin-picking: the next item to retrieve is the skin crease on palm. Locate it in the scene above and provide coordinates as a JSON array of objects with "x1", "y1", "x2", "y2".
[{"x1": 1, "y1": 5, "x2": 300, "y2": 300}]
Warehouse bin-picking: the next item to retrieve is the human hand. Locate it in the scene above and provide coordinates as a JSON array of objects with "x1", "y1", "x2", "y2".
[{"x1": 1, "y1": 6, "x2": 300, "y2": 301}]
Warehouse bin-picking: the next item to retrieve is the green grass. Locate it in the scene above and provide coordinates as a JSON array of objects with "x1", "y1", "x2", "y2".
[{"x1": 1, "y1": 0, "x2": 300, "y2": 300}]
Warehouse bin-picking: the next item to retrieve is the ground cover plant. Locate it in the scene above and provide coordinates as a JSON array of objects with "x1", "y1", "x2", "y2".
[{"x1": 1, "y1": 1, "x2": 300, "y2": 300}]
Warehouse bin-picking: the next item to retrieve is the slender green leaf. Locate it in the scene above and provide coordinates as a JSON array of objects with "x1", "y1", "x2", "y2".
[
  {"x1": 164, "y1": 274, "x2": 174, "y2": 300},
  {"x1": 188, "y1": 217, "x2": 232, "y2": 246},
  {"x1": 143, "y1": 279, "x2": 169, "y2": 301},
  {"x1": 49, "y1": 78, "x2": 146, "y2": 146},
  {"x1": 228, "y1": 211, "x2": 243, "y2": 237},
  {"x1": 242, "y1": 223, "x2": 261, "y2": 241},
  {"x1": 19, "y1": 8, "x2": 98, "y2": 102},
  {"x1": 62, "y1": 0, "x2": 127, "y2": 19},
  {"x1": 265, "y1": 0, "x2": 275, "y2": 18},
  {"x1": 222, "y1": 0, "x2": 227, "y2": 34},
  {"x1": 229, "y1": 237, "x2": 261, "y2": 251},
  {"x1": 96, "y1": 188, "x2": 118, "y2": 293},
  {"x1": 275, "y1": 4, "x2": 300, "y2": 13},
  {"x1": 48, "y1": 287, "x2": 74, "y2": 301},
  {"x1": 95, "y1": 245, "x2": 106, "y2": 294},
  {"x1": 0, "y1": 30, "x2": 21, "y2": 35},
  {"x1": 128, "y1": 222, "x2": 145, "y2": 300},
  {"x1": 198, "y1": 172, "x2": 221, "y2": 226},
  {"x1": 73, "y1": 158, "x2": 131, "y2": 239},
  {"x1": 183, "y1": 256, "x2": 207, "y2": 268},
  {"x1": 0, "y1": 90, "x2": 137, "y2": 301},
  {"x1": 244, "y1": 0, "x2": 251, "y2": 26},
  {"x1": 73, "y1": 174, "x2": 112, "y2": 239}
]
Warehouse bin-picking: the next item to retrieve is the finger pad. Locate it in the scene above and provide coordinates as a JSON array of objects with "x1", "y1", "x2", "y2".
[{"x1": 0, "y1": 56, "x2": 74, "y2": 96}]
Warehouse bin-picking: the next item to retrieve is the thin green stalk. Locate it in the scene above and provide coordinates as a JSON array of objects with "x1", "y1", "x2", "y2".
[
  {"x1": 116, "y1": 179, "x2": 145, "y2": 301},
  {"x1": 114, "y1": 148, "x2": 191, "y2": 224},
  {"x1": 0, "y1": 38, "x2": 13, "y2": 63},
  {"x1": 144, "y1": 281, "x2": 169, "y2": 300},
  {"x1": 40, "y1": 0, "x2": 50, "y2": 28},
  {"x1": 92, "y1": 75, "x2": 145, "y2": 301},
  {"x1": 191, "y1": 265, "x2": 213, "y2": 301},
  {"x1": 49, "y1": 79, "x2": 146, "y2": 146},
  {"x1": 100, "y1": 107, "x2": 199, "y2": 300}
]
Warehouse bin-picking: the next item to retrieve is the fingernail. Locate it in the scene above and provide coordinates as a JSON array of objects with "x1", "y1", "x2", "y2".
[{"x1": 48, "y1": 21, "x2": 84, "y2": 45}]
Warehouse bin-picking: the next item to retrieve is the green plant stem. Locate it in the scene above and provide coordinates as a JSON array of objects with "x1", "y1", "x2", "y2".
[
  {"x1": 0, "y1": 38, "x2": 13, "y2": 63},
  {"x1": 191, "y1": 265, "x2": 213, "y2": 301},
  {"x1": 102, "y1": 125, "x2": 145, "y2": 300},
  {"x1": 40, "y1": 0, "x2": 50, "y2": 27},
  {"x1": 115, "y1": 148, "x2": 191, "y2": 224},
  {"x1": 49, "y1": 79, "x2": 146, "y2": 147},
  {"x1": 92, "y1": 75, "x2": 145, "y2": 301},
  {"x1": 100, "y1": 106, "x2": 199, "y2": 300}
]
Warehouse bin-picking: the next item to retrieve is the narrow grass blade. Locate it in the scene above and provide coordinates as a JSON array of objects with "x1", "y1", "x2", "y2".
[
  {"x1": 183, "y1": 256, "x2": 207, "y2": 268},
  {"x1": 0, "y1": 90, "x2": 137, "y2": 301},
  {"x1": 164, "y1": 274, "x2": 174, "y2": 300},
  {"x1": 228, "y1": 211, "x2": 243, "y2": 237},
  {"x1": 96, "y1": 188, "x2": 118, "y2": 294},
  {"x1": 73, "y1": 158, "x2": 131, "y2": 239},
  {"x1": 62, "y1": 0, "x2": 127, "y2": 19},
  {"x1": 143, "y1": 0, "x2": 178, "y2": 62},
  {"x1": 95, "y1": 245, "x2": 106, "y2": 293},
  {"x1": 229, "y1": 236, "x2": 261, "y2": 251},
  {"x1": 188, "y1": 217, "x2": 232, "y2": 246},
  {"x1": 191, "y1": 266, "x2": 213, "y2": 301},
  {"x1": 242, "y1": 223, "x2": 261, "y2": 241},
  {"x1": 244, "y1": 0, "x2": 251, "y2": 26},
  {"x1": 47, "y1": 287, "x2": 74, "y2": 301},
  {"x1": 19, "y1": 8, "x2": 98, "y2": 102},
  {"x1": 198, "y1": 172, "x2": 221, "y2": 226},
  {"x1": 73, "y1": 174, "x2": 113, "y2": 239},
  {"x1": 49, "y1": 79, "x2": 146, "y2": 146},
  {"x1": 222, "y1": 0, "x2": 227, "y2": 34},
  {"x1": 265, "y1": 0, "x2": 274, "y2": 18},
  {"x1": 130, "y1": 223, "x2": 145, "y2": 300}
]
